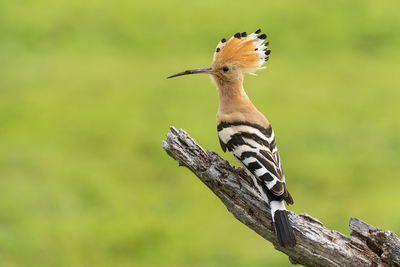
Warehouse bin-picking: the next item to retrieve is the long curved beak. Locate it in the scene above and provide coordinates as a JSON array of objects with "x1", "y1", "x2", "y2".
[{"x1": 167, "y1": 67, "x2": 213, "y2": 79}]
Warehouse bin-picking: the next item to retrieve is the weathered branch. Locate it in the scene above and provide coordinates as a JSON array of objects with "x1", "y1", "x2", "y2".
[{"x1": 162, "y1": 127, "x2": 400, "y2": 267}]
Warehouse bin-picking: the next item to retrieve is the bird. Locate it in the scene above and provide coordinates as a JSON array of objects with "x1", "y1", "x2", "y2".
[{"x1": 167, "y1": 29, "x2": 296, "y2": 248}]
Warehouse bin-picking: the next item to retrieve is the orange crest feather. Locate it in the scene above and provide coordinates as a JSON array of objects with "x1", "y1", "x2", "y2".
[{"x1": 213, "y1": 29, "x2": 270, "y2": 74}]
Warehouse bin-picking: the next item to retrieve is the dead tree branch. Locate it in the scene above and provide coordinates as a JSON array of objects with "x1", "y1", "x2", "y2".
[{"x1": 162, "y1": 127, "x2": 400, "y2": 267}]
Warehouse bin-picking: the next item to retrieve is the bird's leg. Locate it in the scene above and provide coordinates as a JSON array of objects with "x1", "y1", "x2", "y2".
[{"x1": 233, "y1": 167, "x2": 247, "y2": 190}]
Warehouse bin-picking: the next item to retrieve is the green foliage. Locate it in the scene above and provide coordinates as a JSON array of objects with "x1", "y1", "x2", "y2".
[{"x1": 1, "y1": 0, "x2": 399, "y2": 266}]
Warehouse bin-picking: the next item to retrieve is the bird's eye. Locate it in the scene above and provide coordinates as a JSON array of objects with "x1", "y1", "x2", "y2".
[{"x1": 223, "y1": 66, "x2": 229, "y2": 72}]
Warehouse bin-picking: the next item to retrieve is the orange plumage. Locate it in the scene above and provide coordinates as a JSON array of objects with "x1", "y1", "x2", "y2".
[{"x1": 213, "y1": 30, "x2": 270, "y2": 74}]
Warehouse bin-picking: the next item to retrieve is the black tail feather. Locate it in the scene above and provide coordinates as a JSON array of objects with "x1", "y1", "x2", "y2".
[{"x1": 274, "y1": 210, "x2": 296, "y2": 248}]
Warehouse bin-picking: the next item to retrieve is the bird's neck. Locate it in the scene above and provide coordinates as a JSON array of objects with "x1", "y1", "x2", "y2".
[
  {"x1": 216, "y1": 79, "x2": 255, "y2": 118},
  {"x1": 215, "y1": 78, "x2": 270, "y2": 128}
]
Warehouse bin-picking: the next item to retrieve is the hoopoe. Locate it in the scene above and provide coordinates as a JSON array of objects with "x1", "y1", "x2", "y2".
[{"x1": 168, "y1": 29, "x2": 296, "y2": 248}]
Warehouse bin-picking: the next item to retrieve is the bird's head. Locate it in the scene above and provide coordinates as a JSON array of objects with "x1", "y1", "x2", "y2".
[{"x1": 168, "y1": 29, "x2": 270, "y2": 85}]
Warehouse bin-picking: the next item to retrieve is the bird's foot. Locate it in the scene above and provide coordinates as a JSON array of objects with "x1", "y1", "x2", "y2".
[{"x1": 234, "y1": 167, "x2": 248, "y2": 178}]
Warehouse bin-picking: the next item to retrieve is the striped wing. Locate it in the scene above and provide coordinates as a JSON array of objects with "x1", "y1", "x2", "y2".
[{"x1": 218, "y1": 121, "x2": 292, "y2": 204}]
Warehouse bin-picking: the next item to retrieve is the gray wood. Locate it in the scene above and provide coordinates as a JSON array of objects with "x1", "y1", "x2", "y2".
[{"x1": 163, "y1": 126, "x2": 400, "y2": 267}]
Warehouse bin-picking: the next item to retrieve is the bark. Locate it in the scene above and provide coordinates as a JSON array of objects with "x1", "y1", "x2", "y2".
[{"x1": 162, "y1": 126, "x2": 400, "y2": 267}]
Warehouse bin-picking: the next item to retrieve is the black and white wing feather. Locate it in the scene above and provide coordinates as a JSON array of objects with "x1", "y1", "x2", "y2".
[{"x1": 217, "y1": 121, "x2": 293, "y2": 204}]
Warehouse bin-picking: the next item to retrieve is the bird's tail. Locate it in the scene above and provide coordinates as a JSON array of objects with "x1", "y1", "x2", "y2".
[{"x1": 270, "y1": 200, "x2": 296, "y2": 248}]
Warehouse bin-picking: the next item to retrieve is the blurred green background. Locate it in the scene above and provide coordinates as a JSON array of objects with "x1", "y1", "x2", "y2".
[{"x1": 1, "y1": 0, "x2": 400, "y2": 266}]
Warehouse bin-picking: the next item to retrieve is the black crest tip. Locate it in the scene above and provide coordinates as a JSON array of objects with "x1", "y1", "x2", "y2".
[
  {"x1": 216, "y1": 47, "x2": 220, "y2": 52},
  {"x1": 265, "y1": 49, "x2": 271, "y2": 55},
  {"x1": 221, "y1": 38, "x2": 226, "y2": 43},
  {"x1": 258, "y1": 33, "x2": 267, "y2": 39},
  {"x1": 241, "y1": 32, "x2": 247, "y2": 37},
  {"x1": 234, "y1": 32, "x2": 241, "y2": 38},
  {"x1": 255, "y1": 28, "x2": 261, "y2": 34}
]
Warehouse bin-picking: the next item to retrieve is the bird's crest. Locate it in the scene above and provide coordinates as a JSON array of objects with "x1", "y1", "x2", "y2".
[{"x1": 213, "y1": 29, "x2": 270, "y2": 74}]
